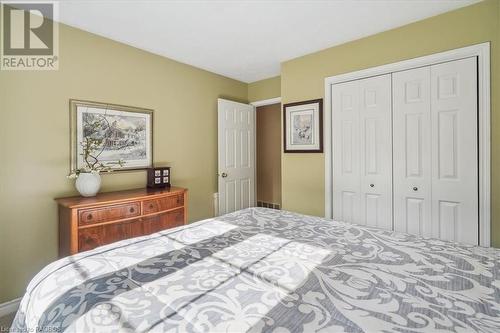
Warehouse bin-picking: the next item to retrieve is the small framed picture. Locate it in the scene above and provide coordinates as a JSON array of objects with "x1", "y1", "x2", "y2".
[
  {"x1": 283, "y1": 99, "x2": 323, "y2": 153},
  {"x1": 147, "y1": 167, "x2": 171, "y2": 188}
]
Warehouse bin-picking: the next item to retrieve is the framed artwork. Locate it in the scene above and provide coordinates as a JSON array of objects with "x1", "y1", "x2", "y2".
[
  {"x1": 283, "y1": 99, "x2": 323, "y2": 153},
  {"x1": 70, "y1": 99, "x2": 153, "y2": 172}
]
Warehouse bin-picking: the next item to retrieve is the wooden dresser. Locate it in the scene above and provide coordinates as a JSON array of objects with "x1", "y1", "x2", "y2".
[{"x1": 56, "y1": 187, "x2": 187, "y2": 256}]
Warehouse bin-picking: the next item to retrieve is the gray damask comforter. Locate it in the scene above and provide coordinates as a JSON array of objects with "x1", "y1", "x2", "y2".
[{"x1": 11, "y1": 208, "x2": 500, "y2": 332}]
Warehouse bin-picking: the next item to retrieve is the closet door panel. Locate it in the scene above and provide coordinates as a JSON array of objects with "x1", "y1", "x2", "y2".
[
  {"x1": 359, "y1": 74, "x2": 392, "y2": 229},
  {"x1": 430, "y1": 57, "x2": 478, "y2": 245},
  {"x1": 392, "y1": 67, "x2": 432, "y2": 237},
  {"x1": 332, "y1": 81, "x2": 361, "y2": 223}
]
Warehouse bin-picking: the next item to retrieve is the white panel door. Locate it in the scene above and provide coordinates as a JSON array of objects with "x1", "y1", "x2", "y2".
[
  {"x1": 393, "y1": 67, "x2": 432, "y2": 237},
  {"x1": 430, "y1": 57, "x2": 478, "y2": 244},
  {"x1": 332, "y1": 80, "x2": 360, "y2": 223},
  {"x1": 358, "y1": 75, "x2": 393, "y2": 229},
  {"x1": 332, "y1": 75, "x2": 392, "y2": 228},
  {"x1": 218, "y1": 98, "x2": 255, "y2": 215}
]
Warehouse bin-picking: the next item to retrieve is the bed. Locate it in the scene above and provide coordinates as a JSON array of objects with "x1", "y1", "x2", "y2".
[{"x1": 11, "y1": 208, "x2": 500, "y2": 332}]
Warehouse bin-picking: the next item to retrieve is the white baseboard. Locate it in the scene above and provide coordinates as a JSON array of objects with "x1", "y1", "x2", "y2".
[
  {"x1": 0, "y1": 298, "x2": 21, "y2": 317},
  {"x1": 213, "y1": 193, "x2": 219, "y2": 217}
]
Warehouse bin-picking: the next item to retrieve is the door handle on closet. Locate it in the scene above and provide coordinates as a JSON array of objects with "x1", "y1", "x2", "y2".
[
  {"x1": 221, "y1": 172, "x2": 228, "y2": 178},
  {"x1": 369, "y1": 184, "x2": 374, "y2": 188},
  {"x1": 412, "y1": 186, "x2": 418, "y2": 191}
]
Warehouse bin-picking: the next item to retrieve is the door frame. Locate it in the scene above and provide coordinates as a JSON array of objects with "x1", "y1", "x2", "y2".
[
  {"x1": 324, "y1": 42, "x2": 491, "y2": 247},
  {"x1": 250, "y1": 97, "x2": 282, "y2": 209},
  {"x1": 250, "y1": 97, "x2": 282, "y2": 107}
]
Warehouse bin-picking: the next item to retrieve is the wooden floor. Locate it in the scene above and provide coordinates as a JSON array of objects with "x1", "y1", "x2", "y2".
[{"x1": 0, "y1": 313, "x2": 15, "y2": 330}]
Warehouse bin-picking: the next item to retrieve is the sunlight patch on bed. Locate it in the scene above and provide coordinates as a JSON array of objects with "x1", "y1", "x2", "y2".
[
  {"x1": 212, "y1": 233, "x2": 331, "y2": 291},
  {"x1": 160, "y1": 220, "x2": 238, "y2": 245},
  {"x1": 109, "y1": 233, "x2": 332, "y2": 331}
]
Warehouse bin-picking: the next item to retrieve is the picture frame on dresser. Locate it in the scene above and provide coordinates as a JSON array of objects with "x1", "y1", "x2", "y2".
[
  {"x1": 69, "y1": 99, "x2": 154, "y2": 172},
  {"x1": 147, "y1": 166, "x2": 171, "y2": 188}
]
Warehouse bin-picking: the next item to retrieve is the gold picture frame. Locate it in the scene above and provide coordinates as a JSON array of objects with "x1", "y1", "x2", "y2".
[{"x1": 69, "y1": 99, "x2": 154, "y2": 173}]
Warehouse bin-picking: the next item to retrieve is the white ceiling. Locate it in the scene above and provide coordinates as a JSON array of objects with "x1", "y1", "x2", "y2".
[{"x1": 53, "y1": 0, "x2": 479, "y2": 83}]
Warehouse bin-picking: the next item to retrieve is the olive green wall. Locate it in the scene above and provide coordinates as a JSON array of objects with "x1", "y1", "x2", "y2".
[
  {"x1": 0, "y1": 23, "x2": 247, "y2": 303},
  {"x1": 280, "y1": 0, "x2": 500, "y2": 245},
  {"x1": 248, "y1": 76, "x2": 281, "y2": 102}
]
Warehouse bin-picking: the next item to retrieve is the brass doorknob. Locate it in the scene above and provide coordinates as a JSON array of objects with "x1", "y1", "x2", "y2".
[{"x1": 221, "y1": 172, "x2": 228, "y2": 178}]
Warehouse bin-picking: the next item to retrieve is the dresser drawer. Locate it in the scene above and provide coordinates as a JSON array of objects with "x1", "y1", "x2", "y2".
[
  {"x1": 79, "y1": 208, "x2": 185, "y2": 252},
  {"x1": 78, "y1": 220, "x2": 134, "y2": 252},
  {"x1": 78, "y1": 202, "x2": 141, "y2": 226},
  {"x1": 130, "y1": 208, "x2": 185, "y2": 237},
  {"x1": 143, "y1": 194, "x2": 183, "y2": 214}
]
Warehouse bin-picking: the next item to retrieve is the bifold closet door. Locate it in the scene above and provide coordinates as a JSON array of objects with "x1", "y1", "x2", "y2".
[
  {"x1": 332, "y1": 74, "x2": 392, "y2": 229},
  {"x1": 332, "y1": 80, "x2": 360, "y2": 223},
  {"x1": 393, "y1": 57, "x2": 478, "y2": 245},
  {"x1": 393, "y1": 67, "x2": 432, "y2": 237},
  {"x1": 431, "y1": 58, "x2": 478, "y2": 244}
]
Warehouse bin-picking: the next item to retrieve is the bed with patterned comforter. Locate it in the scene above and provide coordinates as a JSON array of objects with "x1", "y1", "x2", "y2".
[{"x1": 11, "y1": 208, "x2": 500, "y2": 332}]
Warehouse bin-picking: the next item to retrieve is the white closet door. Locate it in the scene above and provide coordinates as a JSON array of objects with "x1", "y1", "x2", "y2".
[
  {"x1": 332, "y1": 57, "x2": 478, "y2": 243},
  {"x1": 332, "y1": 75, "x2": 392, "y2": 228},
  {"x1": 332, "y1": 80, "x2": 360, "y2": 223},
  {"x1": 359, "y1": 75, "x2": 392, "y2": 229},
  {"x1": 393, "y1": 67, "x2": 432, "y2": 237},
  {"x1": 430, "y1": 57, "x2": 478, "y2": 244}
]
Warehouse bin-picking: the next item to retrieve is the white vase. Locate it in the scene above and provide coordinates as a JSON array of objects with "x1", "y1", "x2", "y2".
[{"x1": 75, "y1": 172, "x2": 101, "y2": 197}]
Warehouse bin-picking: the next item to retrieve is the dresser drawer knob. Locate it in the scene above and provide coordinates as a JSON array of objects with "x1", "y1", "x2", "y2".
[
  {"x1": 130, "y1": 207, "x2": 135, "y2": 213},
  {"x1": 149, "y1": 203, "x2": 154, "y2": 209},
  {"x1": 87, "y1": 214, "x2": 93, "y2": 220}
]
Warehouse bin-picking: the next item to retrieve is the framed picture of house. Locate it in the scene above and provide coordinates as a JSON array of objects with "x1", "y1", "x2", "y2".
[
  {"x1": 283, "y1": 99, "x2": 323, "y2": 153},
  {"x1": 70, "y1": 99, "x2": 153, "y2": 172}
]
